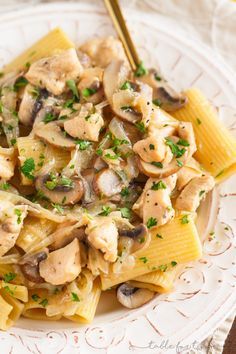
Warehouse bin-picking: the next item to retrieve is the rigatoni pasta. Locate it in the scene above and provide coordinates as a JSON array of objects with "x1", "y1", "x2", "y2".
[{"x1": 0, "y1": 27, "x2": 233, "y2": 330}]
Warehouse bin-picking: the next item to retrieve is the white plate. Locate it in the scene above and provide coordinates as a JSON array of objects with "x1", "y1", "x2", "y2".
[{"x1": 0, "y1": 2, "x2": 235, "y2": 353}]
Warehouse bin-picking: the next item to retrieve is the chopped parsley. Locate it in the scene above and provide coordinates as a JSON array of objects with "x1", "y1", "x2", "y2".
[
  {"x1": 154, "y1": 73, "x2": 162, "y2": 81},
  {"x1": 11, "y1": 138, "x2": 17, "y2": 146},
  {"x1": 151, "y1": 161, "x2": 163, "y2": 168},
  {"x1": 138, "y1": 237, "x2": 145, "y2": 244},
  {"x1": 66, "y1": 79, "x2": 79, "y2": 99},
  {"x1": 43, "y1": 112, "x2": 57, "y2": 124},
  {"x1": 171, "y1": 261, "x2": 178, "y2": 267},
  {"x1": 71, "y1": 292, "x2": 80, "y2": 302},
  {"x1": 199, "y1": 190, "x2": 205, "y2": 197},
  {"x1": 120, "y1": 81, "x2": 132, "y2": 90},
  {"x1": 39, "y1": 298, "x2": 48, "y2": 307},
  {"x1": 147, "y1": 217, "x2": 157, "y2": 229},
  {"x1": 3, "y1": 272, "x2": 16, "y2": 282},
  {"x1": 31, "y1": 294, "x2": 40, "y2": 302},
  {"x1": 3, "y1": 285, "x2": 15, "y2": 296},
  {"x1": 151, "y1": 180, "x2": 166, "y2": 190},
  {"x1": 20, "y1": 158, "x2": 35, "y2": 180},
  {"x1": 139, "y1": 256, "x2": 148, "y2": 264},
  {"x1": 82, "y1": 87, "x2": 97, "y2": 97},
  {"x1": 156, "y1": 234, "x2": 163, "y2": 239},
  {"x1": 0, "y1": 182, "x2": 10, "y2": 191},
  {"x1": 135, "y1": 122, "x2": 146, "y2": 133},
  {"x1": 96, "y1": 148, "x2": 103, "y2": 156},
  {"x1": 14, "y1": 209, "x2": 22, "y2": 224},
  {"x1": 149, "y1": 144, "x2": 155, "y2": 150},
  {"x1": 196, "y1": 118, "x2": 202, "y2": 125},
  {"x1": 159, "y1": 264, "x2": 168, "y2": 272},
  {"x1": 120, "y1": 187, "x2": 130, "y2": 197},
  {"x1": 134, "y1": 61, "x2": 148, "y2": 77},
  {"x1": 75, "y1": 139, "x2": 91, "y2": 150},
  {"x1": 13, "y1": 77, "x2": 28, "y2": 91},
  {"x1": 104, "y1": 152, "x2": 120, "y2": 160},
  {"x1": 63, "y1": 98, "x2": 75, "y2": 110},
  {"x1": 100, "y1": 206, "x2": 112, "y2": 216},
  {"x1": 165, "y1": 138, "x2": 186, "y2": 158},
  {"x1": 52, "y1": 203, "x2": 64, "y2": 214},
  {"x1": 30, "y1": 87, "x2": 40, "y2": 99},
  {"x1": 153, "y1": 99, "x2": 162, "y2": 107},
  {"x1": 177, "y1": 139, "x2": 190, "y2": 147},
  {"x1": 181, "y1": 215, "x2": 189, "y2": 224},
  {"x1": 45, "y1": 180, "x2": 57, "y2": 190},
  {"x1": 176, "y1": 160, "x2": 183, "y2": 167},
  {"x1": 120, "y1": 207, "x2": 131, "y2": 219}
]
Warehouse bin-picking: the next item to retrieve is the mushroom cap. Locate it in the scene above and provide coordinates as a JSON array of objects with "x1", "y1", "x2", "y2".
[
  {"x1": 34, "y1": 121, "x2": 76, "y2": 150},
  {"x1": 35, "y1": 174, "x2": 84, "y2": 205},
  {"x1": 19, "y1": 251, "x2": 48, "y2": 283},
  {"x1": 117, "y1": 283, "x2": 155, "y2": 309},
  {"x1": 119, "y1": 224, "x2": 148, "y2": 240}
]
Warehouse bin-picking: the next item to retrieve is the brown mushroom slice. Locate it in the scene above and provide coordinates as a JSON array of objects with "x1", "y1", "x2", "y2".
[
  {"x1": 35, "y1": 174, "x2": 84, "y2": 205},
  {"x1": 39, "y1": 239, "x2": 81, "y2": 285},
  {"x1": 103, "y1": 60, "x2": 130, "y2": 103},
  {"x1": 175, "y1": 175, "x2": 215, "y2": 212},
  {"x1": 93, "y1": 168, "x2": 123, "y2": 197},
  {"x1": 34, "y1": 121, "x2": 75, "y2": 150},
  {"x1": 139, "y1": 68, "x2": 187, "y2": 112},
  {"x1": 117, "y1": 283, "x2": 155, "y2": 309},
  {"x1": 49, "y1": 222, "x2": 86, "y2": 251},
  {"x1": 19, "y1": 251, "x2": 48, "y2": 283}
]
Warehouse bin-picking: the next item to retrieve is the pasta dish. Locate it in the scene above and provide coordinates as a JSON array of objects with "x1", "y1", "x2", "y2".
[{"x1": 0, "y1": 28, "x2": 235, "y2": 329}]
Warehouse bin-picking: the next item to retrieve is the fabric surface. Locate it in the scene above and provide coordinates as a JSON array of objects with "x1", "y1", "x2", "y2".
[{"x1": 0, "y1": 0, "x2": 235, "y2": 353}]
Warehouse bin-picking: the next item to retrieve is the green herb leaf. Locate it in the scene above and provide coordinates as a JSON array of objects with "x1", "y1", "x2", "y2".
[
  {"x1": 181, "y1": 215, "x2": 189, "y2": 224},
  {"x1": 3, "y1": 272, "x2": 16, "y2": 282},
  {"x1": 151, "y1": 161, "x2": 163, "y2": 168},
  {"x1": 3, "y1": 285, "x2": 15, "y2": 296},
  {"x1": 149, "y1": 144, "x2": 155, "y2": 150},
  {"x1": 82, "y1": 87, "x2": 97, "y2": 97},
  {"x1": 0, "y1": 182, "x2": 10, "y2": 191},
  {"x1": 104, "y1": 152, "x2": 120, "y2": 160},
  {"x1": 120, "y1": 187, "x2": 130, "y2": 197},
  {"x1": 100, "y1": 206, "x2": 112, "y2": 216},
  {"x1": 20, "y1": 158, "x2": 35, "y2": 180},
  {"x1": 13, "y1": 77, "x2": 28, "y2": 91},
  {"x1": 135, "y1": 61, "x2": 148, "y2": 77},
  {"x1": 154, "y1": 73, "x2": 162, "y2": 81},
  {"x1": 10, "y1": 138, "x2": 17, "y2": 146},
  {"x1": 139, "y1": 256, "x2": 148, "y2": 264},
  {"x1": 52, "y1": 203, "x2": 64, "y2": 214},
  {"x1": 66, "y1": 79, "x2": 79, "y2": 99},
  {"x1": 14, "y1": 209, "x2": 22, "y2": 224},
  {"x1": 30, "y1": 87, "x2": 40, "y2": 99},
  {"x1": 165, "y1": 138, "x2": 186, "y2": 158},
  {"x1": 196, "y1": 118, "x2": 202, "y2": 125},
  {"x1": 120, "y1": 207, "x2": 131, "y2": 219},
  {"x1": 151, "y1": 180, "x2": 166, "y2": 190},
  {"x1": 120, "y1": 81, "x2": 132, "y2": 90},
  {"x1": 199, "y1": 190, "x2": 205, "y2": 197},
  {"x1": 96, "y1": 148, "x2": 103, "y2": 156},
  {"x1": 39, "y1": 298, "x2": 48, "y2": 307},
  {"x1": 156, "y1": 233, "x2": 163, "y2": 239},
  {"x1": 147, "y1": 217, "x2": 157, "y2": 229},
  {"x1": 176, "y1": 160, "x2": 183, "y2": 167},
  {"x1": 135, "y1": 122, "x2": 146, "y2": 133},
  {"x1": 171, "y1": 261, "x2": 178, "y2": 267},
  {"x1": 153, "y1": 99, "x2": 162, "y2": 107},
  {"x1": 43, "y1": 112, "x2": 57, "y2": 124},
  {"x1": 159, "y1": 264, "x2": 168, "y2": 272},
  {"x1": 75, "y1": 139, "x2": 91, "y2": 150},
  {"x1": 177, "y1": 139, "x2": 190, "y2": 147},
  {"x1": 71, "y1": 292, "x2": 80, "y2": 302},
  {"x1": 32, "y1": 294, "x2": 40, "y2": 302},
  {"x1": 45, "y1": 180, "x2": 57, "y2": 190}
]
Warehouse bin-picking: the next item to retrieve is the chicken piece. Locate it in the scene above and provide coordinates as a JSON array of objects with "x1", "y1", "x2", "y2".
[
  {"x1": 0, "y1": 201, "x2": 28, "y2": 257},
  {"x1": 18, "y1": 84, "x2": 40, "y2": 125},
  {"x1": 176, "y1": 158, "x2": 202, "y2": 191},
  {"x1": 39, "y1": 239, "x2": 81, "y2": 285},
  {"x1": 175, "y1": 175, "x2": 215, "y2": 212},
  {"x1": 25, "y1": 48, "x2": 83, "y2": 95},
  {"x1": 0, "y1": 147, "x2": 16, "y2": 181},
  {"x1": 93, "y1": 168, "x2": 123, "y2": 197},
  {"x1": 78, "y1": 67, "x2": 104, "y2": 105},
  {"x1": 80, "y1": 36, "x2": 127, "y2": 68},
  {"x1": 133, "y1": 134, "x2": 166, "y2": 163},
  {"x1": 86, "y1": 217, "x2": 118, "y2": 262},
  {"x1": 133, "y1": 175, "x2": 177, "y2": 227},
  {"x1": 64, "y1": 111, "x2": 104, "y2": 142},
  {"x1": 148, "y1": 108, "x2": 179, "y2": 137}
]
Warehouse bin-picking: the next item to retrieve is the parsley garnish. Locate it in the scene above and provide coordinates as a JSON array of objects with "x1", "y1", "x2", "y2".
[
  {"x1": 66, "y1": 79, "x2": 79, "y2": 99},
  {"x1": 120, "y1": 207, "x2": 131, "y2": 219},
  {"x1": 199, "y1": 190, "x2": 205, "y2": 197},
  {"x1": 139, "y1": 256, "x2": 148, "y2": 264},
  {"x1": 120, "y1": 187, "x2": 130, "y2": 197},
  {"x1": 96, "y1": 148, "x2": 103, "y2": 156},
  {"x1": 14, "y1": 209, "x2": 22, "y2": 224},
  {"x1": 196, "y1": 118, "x2": 202, "y2": 125},
  {"x1": 3, "y1": 272, "x2": 16, "y2": 282},
  {"x1": 0, "y1": 182, "x2": 10, "y2": 191},
  {"x1": 176, "y1": 160, "x2": 183, "y2": 167},
  {"x1": 171, "y1": 261, "x2": 178, "y2": 267},
  {"x1": 181, "y1": 215, "x2": 189, "y2": 224},
  {"x1": 151, "y1": 161, "x2": 163, "y2": 168},
  {"x1": 165, "y1": 138, "x2": 186, "y2": 158},
  {"x1": 30, "y1": 87, "x2": 40, "y2": 99},
  {"x1": 149, "y1": 144, "x2": 155, "y2": 150},
  {"x1": 135, "y1": 61, "x2": 148, "y2": 77},
  {"x1": 151, "y1": 180, "x2": 166, "y2": 190},
  {"x1": 177, "y1": 139, "x2": 190, "y2": 147},
  {"x1": 43, "y1": 112, "x2": 57, "y2": 123},
  {"x1": 156, "y1": 234, "x2": 163, "y2": 239},
  {"x1": 75, "y1": 139, "x2": 91, "y2": 150},
  {"x1": 82, "y1": 87, "x2": 97, "y2": 97},
  {"x1": 39, "y1": 298, "x2": 48, "y2": 307},
  {"x1": 159, "y1": 264, "x2": 168, "y2": 272},
  {"x1": 120, "y1": 81, "x2": 132, "y2": 90},
  {"x1": 153, "y1": 99, "x2": 162, "y2": 107},
  {"x1": 32, "y1": 294, "x2": 40, "y2": 302},
  {"x1": 3, "y1": 285, "x2": 15, "y2": 296},
  {"x1": 147, "y1": 217, "x2": 157, "y2": 229},
  {"x1": 13, "y1": 77, "x2": 28, "y2": 92},
  {"x1": 11, "y1": 138, "x2": 17, "y2": 146},
  {"x1": 135, "y1": 122, "x2": 146, "y2": 133},
  {"x1": 104, "y1": 152, "x2": 120, "y2": 160},
  {"x1": 100, "y1": 206, "x2": 112, "y2": 216},
  {"x1": 154, "y1": 73, "x2": 162, "y2": 81},
  {"x1": 71, "y1": 292, "x2": 80, "y2": 302},
  {"x1": 20, "y1": 158, "x2": 35, "y2": 180}
]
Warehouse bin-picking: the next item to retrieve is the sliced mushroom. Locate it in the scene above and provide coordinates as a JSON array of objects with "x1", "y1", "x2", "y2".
[
  {"x1": 49, "y1": 223, "x2": 86, "y2": 251},
  {"x1": 138, "y1": 68, "x2": 187, "y2": 112},
  {"x1": 93, "y1": 168, "x2": 123, "y2": 197},
  {"x1": 39, "y1": 238, "x2": 81, "y2": 285},
  {"x1": 117, "y1": 283, "x2": 155, "y2": 309},
  {"x1": 119, "y1": 224, "x2": 148, "y2": 239},
  {"x1": 19, "y1": 251, "x2": 48, "y2": 283},
  {"x1": 35, "y1": 174, "x2": 84, "y2": 205},
  {"x1": 175, "y1": 175, "x2": 215, "y2": 212},
  {"x1": 25, "y1": 48, "x2": 83, "y2": 95},
  {"x1": 34, "y1": 121, "x2": 76, "y2": 150},
  {"x1": 18, "y1": 85, "x2": 49, "y2": 126}
]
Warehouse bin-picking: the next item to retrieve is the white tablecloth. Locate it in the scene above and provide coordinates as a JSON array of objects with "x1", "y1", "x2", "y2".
[{"x1": 0, "y1": 1, "x2": 235, "y2": 353}]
